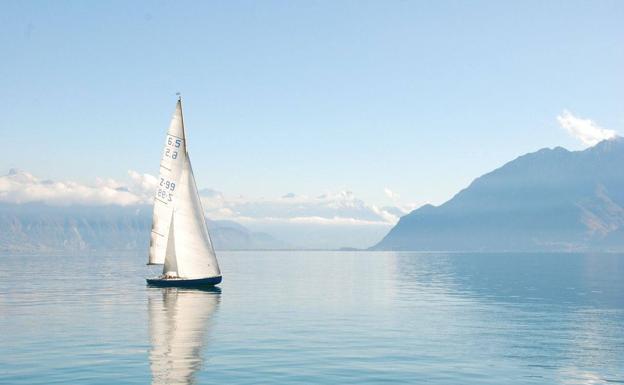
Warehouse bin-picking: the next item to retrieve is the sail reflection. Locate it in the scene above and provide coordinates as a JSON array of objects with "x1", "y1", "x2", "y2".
[{"x1": 148, "y1": 287, "x2": 221, "y2": 385}]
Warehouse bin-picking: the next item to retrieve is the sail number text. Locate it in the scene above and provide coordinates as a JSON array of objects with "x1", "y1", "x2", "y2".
[
  {"x1": 157, "y1": 178, "x2": 176, "y2": 202},
  {"x1": 164, "y1": 148, "x2": 178, "y2": 159},
  {"x1": 160, "y1": 178, "x2": 176, "y2": 191},
  {"x1": 167, "y1": 136, "x2": 182, "y2": 148},
  {"x1": 163, "y1": 135, "x2": 182, "y2": 160},
  {"x1": 157, "y1": 189, "x2": 173, "y2": 202}
]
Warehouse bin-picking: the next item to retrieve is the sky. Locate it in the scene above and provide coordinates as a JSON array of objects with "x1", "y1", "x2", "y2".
[{"x1": 1, "y1": 1, "x2": 623, "y2": 247}]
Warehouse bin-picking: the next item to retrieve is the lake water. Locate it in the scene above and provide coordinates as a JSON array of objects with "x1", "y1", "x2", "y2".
[{"x1": 1, "y1": 251, "x2": 623, "y2": 384}]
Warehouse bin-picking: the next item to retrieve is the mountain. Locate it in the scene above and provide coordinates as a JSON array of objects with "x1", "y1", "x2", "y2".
[
  {"x1": 206, "y1": 219, "x2": 291, "y2": 251},
  {"x1": 373, "y1": 138, "x2": 624, "y2": 251},
  {"x1": 0, "y1": 203, "x2": 289, "y2": 253}
]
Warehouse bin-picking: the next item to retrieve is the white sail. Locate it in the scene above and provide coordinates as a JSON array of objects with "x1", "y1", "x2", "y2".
[
  {"x1": 148, "y1": 100, "x2": 187, "y2": 265},
  {"x1": 162, "y1": 155, "x2": 221, "y2": 279},
  {"x1": 148, "y1": 288, "x2": 220, "y2": 385},
  {"x1": 163, "y1": 216, "x2": 178, "y2": 276}
]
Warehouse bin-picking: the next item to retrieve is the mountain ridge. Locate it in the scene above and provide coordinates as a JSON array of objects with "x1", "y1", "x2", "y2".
[{"x1": 373, "y1": 137, "x2": 624, "y2": 251}]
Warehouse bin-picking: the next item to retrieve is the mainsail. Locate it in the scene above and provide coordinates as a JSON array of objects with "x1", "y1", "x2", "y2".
[
  {"x1": 148, "y1": 100, "x2": 187, "y2": 265},
  {"x1": 148, "y1": 99, "x2": 221, "y2": 280}
]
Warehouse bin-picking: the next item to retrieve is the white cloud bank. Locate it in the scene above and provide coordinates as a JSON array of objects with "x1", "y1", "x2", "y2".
[
  {"x1": 0, "y1": 169, "x2": 419, "y2": 248},
  {"x1": 198, "y1": 189, "x2": 409, "y2": 226},
  {"x1": 557, "y1": 110, "x2": 617, "y2": 147},
  {"x1": 0, "y1": 169, "x2": 156, "y2": 206},
  {"x1": 0, "y1": 169, "x2": 415, "y2": 226}
]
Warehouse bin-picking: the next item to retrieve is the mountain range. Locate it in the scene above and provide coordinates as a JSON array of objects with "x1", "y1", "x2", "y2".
[
  {"x1": 0, "y1": 203, "x2": 288, "y2": 253},
  {"x1": 373, "y1": 138, "x2": 624, "y2": 251},
  {"x1": 2, "y1": 138, "x2": 623, "y2": 253}
]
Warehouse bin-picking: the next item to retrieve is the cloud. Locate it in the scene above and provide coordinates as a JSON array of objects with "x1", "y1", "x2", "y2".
[
  {"x1": 557, "y1": 110, "x2": 617, "y2": 146},
  {"x1": 233, "y1": 215, "x2": 392, "y2": 226},
  {"x1": 198, "y1": 188, "x2": 224, "y2": 199},
  {"x1": 1, "y1": 168, "x2": 421, "y2": 248},
  {"x1": 127, "y1": 170, "x2": 158, "y2": 196},
  {"x1": 198, "y1": 188, "x2": 410, "y2": 227},
  {"x1": 384, "y1": 187, "x2": 399, "y2": 199},
  {"x1": 0, "y1": 169, "x2": 153, "y2": 206},
  {"x1": 0, "y1": 169, "x2": 410, "y2": 225},
  {"x1": 0, "y1": 166, "x2": 426, "y2": 227}
]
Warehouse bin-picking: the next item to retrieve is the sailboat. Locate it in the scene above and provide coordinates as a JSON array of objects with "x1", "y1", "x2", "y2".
[{"x1": 146, "y1": 98, "x2": 222, "y2": 287}]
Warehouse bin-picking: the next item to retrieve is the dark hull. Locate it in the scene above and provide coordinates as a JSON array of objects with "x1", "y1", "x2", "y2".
[{"x1": 146, "y1": 276, "x2": 222, "y2": 287}]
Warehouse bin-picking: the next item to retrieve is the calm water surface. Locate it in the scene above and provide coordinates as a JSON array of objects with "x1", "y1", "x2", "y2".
[{"x1": 1, "y1": 251, "x2": 623, "y2": 384}]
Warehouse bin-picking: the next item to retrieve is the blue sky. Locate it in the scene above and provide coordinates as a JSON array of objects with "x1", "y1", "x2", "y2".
[{"x1": 1, "y1": 0, "x2": 623, "y2": 209}]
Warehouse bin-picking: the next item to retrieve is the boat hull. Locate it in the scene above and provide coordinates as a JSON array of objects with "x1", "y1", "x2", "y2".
[{"x1": 146, "y1": 276, "x2": 222, "y2": 287}]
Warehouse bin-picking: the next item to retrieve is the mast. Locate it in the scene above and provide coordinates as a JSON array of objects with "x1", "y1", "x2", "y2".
[{"x1": 179, "y1": 95, "x2": 187, "y2": 142}]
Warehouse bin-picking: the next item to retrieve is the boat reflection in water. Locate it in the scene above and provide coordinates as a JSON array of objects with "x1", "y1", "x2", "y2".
[{"x1": 148, "y1": 287, "x2": 221, "y2": 385}]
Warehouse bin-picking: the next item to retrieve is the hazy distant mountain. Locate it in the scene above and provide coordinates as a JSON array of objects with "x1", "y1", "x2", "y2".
[
  {"x1": 0, "y1": 203, "x2": 289, "y2": 253},
  {"x1": 373, "y1": 138, "x2": 624, "y2": 251},
  {"x1": 206, "y1": 219, "x2": 292, "y2": 251}
]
